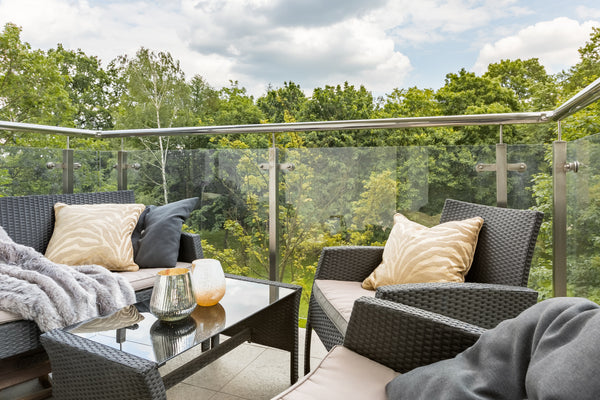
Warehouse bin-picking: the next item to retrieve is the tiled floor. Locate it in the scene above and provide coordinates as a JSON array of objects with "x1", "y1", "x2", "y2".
[{"x1": 0, "y1": 328, "x2": 328, "y2": 400}]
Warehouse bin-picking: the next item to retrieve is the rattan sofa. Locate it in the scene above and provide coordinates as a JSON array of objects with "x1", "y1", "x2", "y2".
[
  {"x1": 0, "y1": 190, "x2": 203, "y2": 393},
  {"x1": 304, "y1": 199, "x2": 544, "y2": 373}
]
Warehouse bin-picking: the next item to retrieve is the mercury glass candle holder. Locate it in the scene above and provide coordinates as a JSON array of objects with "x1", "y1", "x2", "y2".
[{"x1": 149, "y1": 268, "x2": 196, "y2": 322}]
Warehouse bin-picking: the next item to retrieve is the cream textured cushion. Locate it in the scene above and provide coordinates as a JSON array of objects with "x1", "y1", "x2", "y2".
[
  {"x1": 45, "y1": 203, "x2": 146, "y2": 272},
  {"x1": 362, "y1": 213, "x2": 484, "y2": 290},
  {"x1": 273, "y1": 345, "x2": 398, "y2": 400},
  {"x1": 313, "y1": 280, "x2": 376, "y2": 336}
]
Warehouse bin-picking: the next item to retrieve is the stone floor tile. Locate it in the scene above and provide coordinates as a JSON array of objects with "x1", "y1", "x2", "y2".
[
  {"x1": 219, "y1": 348, "x2": 291, "y2": 400},
  {"x1": 181, "y1": 342, "x2": 266, "y2": 391},
  {"x1": 210, "y1": 392, "x2": 250, "y2": 400},
  {"x1": 298, "y1": 328, "x2": 328, "y2": 359},
  {"x1": 167, "y1": 382, "x2": 216, "y2": 400}
]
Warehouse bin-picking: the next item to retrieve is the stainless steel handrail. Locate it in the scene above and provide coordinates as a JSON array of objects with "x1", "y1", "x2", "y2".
[
  {"x1": 0, "y1": 112, "x2": 551, "y2": 138},
  {"x1": 0, "y1": 121, "x2": 94, "y2": 137},
  {"x1": 97, "y1": 112, "x2": 552, "y2": 137},
  {"x1": 1, "y1": 74, "x2": 599, "y2": 138},
  {"x1": 551, "y1": 77, "x2": 600, "y2": 121}
]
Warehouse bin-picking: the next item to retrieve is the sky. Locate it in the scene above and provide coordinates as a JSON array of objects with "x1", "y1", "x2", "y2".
[{"x1": 1, "y1": 0, "x2": 599, "y2": 98}]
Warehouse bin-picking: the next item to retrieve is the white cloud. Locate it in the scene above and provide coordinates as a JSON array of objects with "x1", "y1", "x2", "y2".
[
  {"x1": 0, "y1": 0, "x2": 596, "y2": 98},
  {"x1": 576, "y1": 6, "x2": 600, "y2": 20},
  {"x1": 370, "y1": 0, "x2": 532, "y2": 46},
  {"x1": 0, "y1": 0, "x2": 188, "y2": 64},
  {"x1": 180, "y1": 0, "x2": 413, "y2": 95},
  {"x1": 473, "y1": 17, "x2": 599, "y2": 74},
  {"x1": 0, "y1": 0, "x2": 412, "y2": 96}
]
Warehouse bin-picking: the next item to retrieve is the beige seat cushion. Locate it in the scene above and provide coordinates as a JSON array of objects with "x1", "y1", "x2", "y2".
[
  {"x1": 313, "y1": 280, "x2": 375, "y2": 336},
  {"x1": 118, "y1": 262, "x2": 191, "y2": 292},
  {"x1": 0, "y1": 309, "x2": 21, "y2": 325},
  {"x1": 363, "y1": 213, "x2": 483, "y2": 290},
  {"x1": 273, "y1": 345, "x2": 398, "y2": 400}
]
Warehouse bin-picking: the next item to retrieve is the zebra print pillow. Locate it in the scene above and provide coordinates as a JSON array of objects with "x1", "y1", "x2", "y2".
[
  {"x1": 362, "y1": 213, "x2": 484, "y2": 290},
  {"x1": 45, "y1": 202, "x2": 146, "y2": 271}
]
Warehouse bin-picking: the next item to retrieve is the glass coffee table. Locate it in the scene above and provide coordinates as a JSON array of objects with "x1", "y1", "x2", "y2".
[{"x1": 41, "y1": 275, "x2": 301, "y2": 400}]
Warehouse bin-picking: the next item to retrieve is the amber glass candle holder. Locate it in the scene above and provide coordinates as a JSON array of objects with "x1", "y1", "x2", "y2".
[{"x1": 190, "y1": 259, "x2": 226, "y2": 306}]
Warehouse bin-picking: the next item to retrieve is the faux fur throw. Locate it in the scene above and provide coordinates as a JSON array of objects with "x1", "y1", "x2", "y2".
[{"x1": 0, "y1": 226, "x2": 136, "y2": 332}]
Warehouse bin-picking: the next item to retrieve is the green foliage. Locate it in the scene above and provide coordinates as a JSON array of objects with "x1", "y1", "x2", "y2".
[
  {"x1": 0, "y1": 23, "x2": 74, "y2": 146},
  {"x1": 2, "y1": 21, "x2": 600, "y2": 310},
  {"x1": 49, "y1": 45, "x2": 115, "y2": 131},
  {"x1": 257, "y1": 81, "x2": 307, "y2": 123},
  {"x1": 435, "y1": 68, "x2": 520, "y2": 116}
]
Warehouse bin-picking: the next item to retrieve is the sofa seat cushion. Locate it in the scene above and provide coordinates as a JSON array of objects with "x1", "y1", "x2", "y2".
[
  {"x1": 273, "y1": 345, "x2": 398, "y2": 400},
  {"x1": 0, "y1": 309, "x2": 21, "y2": 325},
  {"x1": 118, "y1": 262, "x2": 191, "y2": 292},
  {"x1": 313, "y1": 280, "x2": 375, "y2": 336}
]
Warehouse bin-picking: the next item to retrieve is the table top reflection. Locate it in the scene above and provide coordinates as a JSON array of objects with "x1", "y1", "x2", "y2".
[{"x1": 65, "y1": 277, "x2": 297, "y2": 365}]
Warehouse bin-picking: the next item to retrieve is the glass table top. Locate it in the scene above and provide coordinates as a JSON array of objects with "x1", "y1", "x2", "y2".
[{"x1": 65, "y1": 277, "x2": 296, "y2": 365}]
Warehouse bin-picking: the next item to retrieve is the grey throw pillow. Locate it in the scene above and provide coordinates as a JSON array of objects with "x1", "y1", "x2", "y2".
[{"x1": 132, "y1": 197, "x2": 198, "y2": 268}]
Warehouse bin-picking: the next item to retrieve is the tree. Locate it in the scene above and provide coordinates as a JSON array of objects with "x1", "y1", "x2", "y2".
[
  {"x1": 300, "y1": 82, "x2": 376, "y2": 147},
  {"x1": 436, "y1": 68, "x2": 519, "y2": 116},
  {"x1": 0, "y1": 23, "x2": 74, "y2": 146},
  {"x1": 562, "y1": 27, "x2": 600, "y2": 96},
  {"x1": 111, "y1": 48, "x2": 193, "y2": 203},
  {"x1": 485, "y1": 59, "x2": 555, "y2": 107},
  {"x1": 49, "y1": 44, "x2": 115, "y2": 131},
  {"x1": 210, "y1": 81, "x2": 267, "y2": 149},
  {"x1": 376, "y1": 87, "x2": 459, "y2": 147},
  {"x1": 257, "y1": 81, "x2": 307, "y2": 124},
  {"x1": 190, "y1": 75, "x2": 220, "y2": 125}
]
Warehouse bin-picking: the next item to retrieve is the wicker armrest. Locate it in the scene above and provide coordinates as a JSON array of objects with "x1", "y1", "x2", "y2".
[
  {"x1": 314, "y1": 246, "x2": 384, "y2": 281},
  {"x1": 375, "y1": 282, "x2": 538, "y2": 329},
  {"x1": 343, "y1": 297, "x2": 484, "y2": 373},
  {"x1": 40, "y1": 329, "x2": 165, "y2": 400},
  {"x1": 178, "y1": 232, "x2": 203, "y2": 262}
]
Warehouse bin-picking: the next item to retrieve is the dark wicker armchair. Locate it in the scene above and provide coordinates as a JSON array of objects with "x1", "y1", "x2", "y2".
[
  {"x1": 276, "y1": 296, "x2": 485, "y2": 399},
  {"x1": 304, "y1": 199, "x2": 544, "y2": 373}
]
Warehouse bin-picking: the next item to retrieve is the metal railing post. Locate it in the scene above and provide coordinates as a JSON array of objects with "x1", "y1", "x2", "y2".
[
  {"x1": 553, "y1": 122, "x2": 568, "y2": 297},
  {"x1": 62, "y1": 147, "x2": 74, "y2": 194},
  {"x1": 117, "y1": 150, "x2": 128, "y2": 191},
  {"x1": 268, "y1": 144, "x2": 279, "y2": 282},
  {"x1": 495, "y1": 143, "x2": 508, "y2": 207},
  {"x1": 496, "y1": 125, "x2": 508, "y2": 207}
]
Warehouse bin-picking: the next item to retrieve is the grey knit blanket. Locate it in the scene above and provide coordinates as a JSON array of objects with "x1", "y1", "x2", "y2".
[{"x1": 0, "y1": 227, "x2": 136, "y2": 332}]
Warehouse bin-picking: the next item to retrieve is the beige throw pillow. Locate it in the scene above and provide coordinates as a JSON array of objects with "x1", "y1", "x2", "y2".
[
  {"x1": 45, "y1": 202, "x2": 146, "y2": 272},
  {"x1": 362, "y1": 213, "x2": 484, "y2": 290}
]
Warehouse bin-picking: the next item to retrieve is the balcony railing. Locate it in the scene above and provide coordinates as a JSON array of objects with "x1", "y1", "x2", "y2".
[{"x1": 1, "y1": 77, "x2": 600, "y2": 305}]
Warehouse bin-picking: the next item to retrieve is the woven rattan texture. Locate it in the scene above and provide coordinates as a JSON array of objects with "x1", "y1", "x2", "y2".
[
  {"x1": 344, "y1": 297, "x2": 484, "y2": 373},
  {"x1": 179, "y1": 231, "x2": 204, "y2": 262},
  {"x1": 0, "y1": 191, "x2": 135, "y2": 361},
  {"x1": 304, "y1": 199, "x2": 543, "y2": 373},
  {"x1": 0, "y1": 320, "x2": 42, "y2": 359},
  {"x1": 314, "y1": 246, "x2": 384, "y2": 281},
  {"x1": 303, "y1": 295, "x2": 345, "y2": 374},
  {"x1": 376, "y1": 282, "x2": 538, "y2": 329},
  {"x1": 222, "y1": 274, "x2": 301, "y2": 383},
  {"x1": 0, "y1": 190, "x2": 135, "y2": 254},
  {"x1": 303, "y1": 244, "x2": 383, "y2": 373},
  {"x1": 439, "y1": 199, "x2": 543, "y2": 287},
  {"x1": 41, "y1": 329, "x2": 166, "y2": 400}
]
